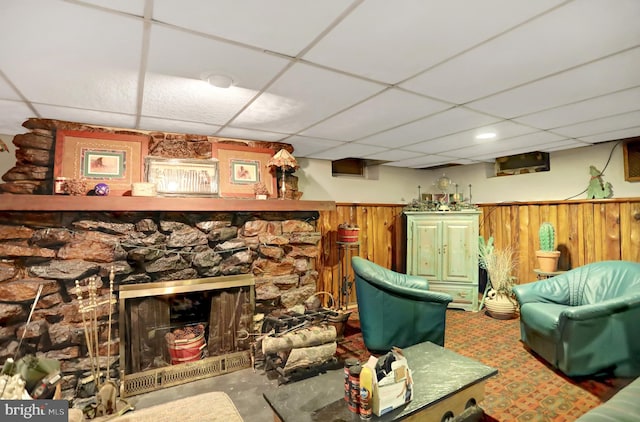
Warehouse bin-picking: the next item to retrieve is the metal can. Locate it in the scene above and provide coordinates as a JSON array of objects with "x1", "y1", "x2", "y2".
[
  {"x1": 344, "y1": 358, "x2": 359, "y2": 402},
  {"x1": 348, "y1": 364, "x2": 362, "y2": 414}
]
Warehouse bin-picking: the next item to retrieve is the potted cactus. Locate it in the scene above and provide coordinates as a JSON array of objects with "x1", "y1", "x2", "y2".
[{"x1": 536, "y1": 222, "x2": 561, "y2": 272}]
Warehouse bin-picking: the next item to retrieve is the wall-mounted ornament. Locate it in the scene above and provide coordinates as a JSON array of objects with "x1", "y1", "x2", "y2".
[{"x1": 586, "y1": 165, "x2": 613, "y2": 199}]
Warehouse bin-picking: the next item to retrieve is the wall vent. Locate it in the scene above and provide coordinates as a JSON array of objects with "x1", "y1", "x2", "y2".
[
  {"x1": 494, "y1": 152, "x2": 550, "y2": 176},
  {"x1": 623, "y1": 137, "x2": 640, "y2": 182}
]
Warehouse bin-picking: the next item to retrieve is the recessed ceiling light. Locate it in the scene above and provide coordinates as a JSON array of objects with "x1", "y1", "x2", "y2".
[
  {"x1": 476, "y1": 132, "x2": 497, "y2": 140},
  {"x1": 204, "y1": 73, "x2": 233, "y2": 89}
]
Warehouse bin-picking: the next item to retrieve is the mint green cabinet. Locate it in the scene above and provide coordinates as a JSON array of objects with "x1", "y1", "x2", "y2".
[{"x1": 405, "y1": 211, "x2": 480, "y2": 311}]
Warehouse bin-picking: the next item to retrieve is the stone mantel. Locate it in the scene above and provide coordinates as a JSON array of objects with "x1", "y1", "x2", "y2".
[{"x1": 0, "y1": 194, "x2": 336, "y2": 212}]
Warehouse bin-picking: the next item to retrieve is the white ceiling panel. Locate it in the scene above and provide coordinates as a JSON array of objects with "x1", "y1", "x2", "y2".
[
  {"x1": 0, "y1": 77, "x2": 20, "y2": 101},
  {"x1": 445, "y1": 131, "x2": 568, "y2": 159},
  {"x1": 0, "y1": 100, "x2": 34, "y2": 135},
  {"x1": 513, "y1": 87, "x2": 640, "y2": 129},
  {"x1": 574, "y1": 127, "x2": 640, "y2": 144},
  {"x1": 383, "y1": 155, "x2": 474, "y2": 168},
  {"x1": 356, "y1": 107, "x2": 499, "y2": 148},
  {"x1": 401, "y1": 0, "x2": 640, "y2": 103},
  {"x1": 285, "y1": 136, "x2": 346, "y2": 157},
  {"x1": 34, "y1": 104, "x2": 138, "y2": 130},
  {"x1": 551, "y1": 110, "x2": 640, "y2": 139},
  {"x1": 147, "y1": 25, "x2": 289, "y2": 89},
  {"x1": 468, "y1": 47, "x2": 640, "y2": 118},
  {"x1": 141, "y1": 74, "x2": 257, "y2": 125},
  {"x1": 152, "y1": 0, "x2": 350, "y2": 56},
  {"x1": 538, "y1": 140, "x2": 590, "y2": 153},
  {"x1": 304, "y1": 0, "x2": 563, "y2": 83},
  {"x1": 1, "y1": 1, "x2": 638, "y2": 167},
  {"x1": 215, "y1": 127, "x2": 288, "y2": 142},
  {"x1": 301, "y1": 89, "x2": 451, "y2": 141},
  {"x1": 0, "y1": 0, "x2": 142, "y2": 113},
  {"x1": 232, "y1": 63, "x2": 384, "y2": 133},
  {"x1": 405, "y1": 121, "x2": 537, "y2": 154},
  {"x1": 139, "y1": 116, "x2": 222, "y2": 136},
  {"x1": 73, "y1": 0, "x2": 147, "y2": 16},
  {"x1": 305, "y1": 142, "x2": 387, "y2": 161},
  {"x1": 362, "y1": 149, "x2": 418, "y2": 162}
]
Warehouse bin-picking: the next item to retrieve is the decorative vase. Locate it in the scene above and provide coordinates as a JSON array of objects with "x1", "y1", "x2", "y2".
[
  {"x1": 484, "y1": 290, "x2": 518, "y2": 320},
  {"x1": 536, "y1": 250, "x2": 561, "y2": 272}
]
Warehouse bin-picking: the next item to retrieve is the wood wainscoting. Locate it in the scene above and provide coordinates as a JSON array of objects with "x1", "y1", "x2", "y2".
[{"x1": 317, "y1": 198, "x2": 640, "y2": 305}]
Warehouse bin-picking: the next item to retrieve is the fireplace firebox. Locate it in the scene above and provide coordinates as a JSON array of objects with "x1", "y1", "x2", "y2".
[{"x1": 118, "y1": 275, "x2": 254, "y2": 396}]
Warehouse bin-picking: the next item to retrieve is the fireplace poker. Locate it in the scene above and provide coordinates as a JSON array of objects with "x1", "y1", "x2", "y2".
[
  {"x1": 75, "y1": 280, "x2": 99, "y2": 387},
  {"x1": 106, "y1": 267, "x2": 115, "y2": 382}
]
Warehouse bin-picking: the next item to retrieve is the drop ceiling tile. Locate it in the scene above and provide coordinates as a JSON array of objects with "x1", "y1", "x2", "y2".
[
  {"x1": 33, "y1": 104, "x2": 138, "y2": 129},
  {"x1": 468, "y1": 48, "x2": 640, "y2": 118},
  {"x1": 575, "y1": 127, "x2": 640, "y2": 144},
  {"x1": 215, "y1": 127, "x2": 288, "y2": 142},
  {"x1": 138, "y1": 116, "x2": 222, "y2": 136},
  {"x1": 405, "y1": 121, "x2": 537, "y2": 154},
  {"x1": 551, "y1": 110, "x2": 640, "y2": 138},
  {"x1": 362, "y1": 149, "x2": 417, "y2": 161},
  {"x1": 383, "y1": 154, "x2": 469, "y2": 168},
  {"x1": 147, "y1": 25, "x2": 289, "y2": 89},
  {"x1": 141, "y1": 73, "x2": 257, "y2": 125},
  {"x1": 301, "y1": 89, "x2": 451, "y2": 141},
  {"x1": 232, "y1": 62, "x2": 384, "y2": 133},
  {"x1": 356, "y1": 107, "x2": 499, "y2": 148},
  {"x1": 305, "y1": 142, "x2": 387, "y2": 161},
  {"x1": 446, "y1": 131, "x2": 567, "y2": 159},
  {"x1": 0, "y1": 100, "x2": 34, "y2": 135},
  {"x1": 0, "y1": 1, "x2": 142, "y2": 113},
  {"x1": 285, "y1": 135, "x2": 346, "y2": 157},
  {"x1": 539, "y1": 140, "x2": 590, "y2": 152},
  {"x1": 402, "y1": 0, "x2": 640, "y2": 103},
  {"x1": 0, "y1": 78, "x2": 20, "y2": 101},
  {"x1": 71, "y1": 0, "x2": 146, "y2": 16},
  {"x1": 304, "y1": 0, "x2": 563, "y2": 83},
  {"x1": 513, "y1": 87, "x2": 640, "y2": 129},
  {"x1": 152, "y1": 0, "x2": 348, "y2": 56}
]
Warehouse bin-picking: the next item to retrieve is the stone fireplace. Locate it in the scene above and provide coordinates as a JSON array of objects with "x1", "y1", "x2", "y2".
[{"x1": 0, "y1": 198, "x2": 333, "y2": 401}]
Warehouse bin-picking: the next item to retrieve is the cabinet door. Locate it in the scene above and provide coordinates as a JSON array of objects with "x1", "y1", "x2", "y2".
[
  {"x1": 442, "y1": 219, "x2": 476, "y2": 282},
  {"x1": 411, "y1": 220, "x2": 441, "y2": 279}
]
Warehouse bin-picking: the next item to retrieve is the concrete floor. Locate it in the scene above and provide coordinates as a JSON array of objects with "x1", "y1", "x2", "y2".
[{"x1": 122, "y1": 366, "x2": 281, "y2": 422}]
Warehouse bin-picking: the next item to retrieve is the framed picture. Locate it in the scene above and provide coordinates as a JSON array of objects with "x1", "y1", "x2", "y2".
[
  {"x1": 212, "y1": 143, "x2": 276, "y2": 198},
  {"x1": 54, "y1": 130, "x2": 149, "y2": 195},
  {"x1": 145, "y1": 157, "x2": 219, "y2": 197}
]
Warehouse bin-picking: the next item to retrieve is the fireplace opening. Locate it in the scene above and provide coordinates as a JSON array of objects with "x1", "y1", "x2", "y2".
[{"x1": 118, "y1": 275, "x2": 254, "y2": 396}]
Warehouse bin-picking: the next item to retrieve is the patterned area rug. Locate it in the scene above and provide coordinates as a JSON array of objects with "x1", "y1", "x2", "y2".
[{"x1": 336, "y1": 309, "x2": 633, "y2": 421}]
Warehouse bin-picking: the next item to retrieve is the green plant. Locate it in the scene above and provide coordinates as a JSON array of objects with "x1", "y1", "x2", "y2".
[{"x1": 538, "y1": 222, "x2": 556, "y2": 252}]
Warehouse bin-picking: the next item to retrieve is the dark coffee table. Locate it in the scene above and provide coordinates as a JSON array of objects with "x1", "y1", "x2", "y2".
[{"x1": 263, "y1": 341, "x2": 497, "y2": 421}]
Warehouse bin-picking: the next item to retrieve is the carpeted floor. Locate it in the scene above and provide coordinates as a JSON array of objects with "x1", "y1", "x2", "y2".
[{"x1": 336, "y1": 309, "x2": 634, "y2": 421}]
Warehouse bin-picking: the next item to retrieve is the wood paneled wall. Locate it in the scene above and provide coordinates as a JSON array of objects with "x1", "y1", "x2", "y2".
[{"x1": 316, "y1": 198, "x2": 640, "y2": 305}]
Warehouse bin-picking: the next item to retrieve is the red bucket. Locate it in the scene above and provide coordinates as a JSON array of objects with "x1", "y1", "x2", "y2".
[
  {"x1": 338, "y1": 227, "x2": 360, "y2": 243},
  {"x1": 166, "y1": 333, "x2": 206, "y2": 364}
]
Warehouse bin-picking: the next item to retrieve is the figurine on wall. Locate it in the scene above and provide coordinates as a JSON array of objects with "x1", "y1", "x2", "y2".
[{"x1": 586, "y1": 165, "x2": 613, "y2": 199}]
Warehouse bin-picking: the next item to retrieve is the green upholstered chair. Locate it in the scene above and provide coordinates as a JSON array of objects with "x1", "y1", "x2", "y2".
[
  {"x1": 351, "y1": 256, "x2": 453, "y2": 353},
  {"x1": 513, "y1": 260, "x2": 640, "y2": 377}
]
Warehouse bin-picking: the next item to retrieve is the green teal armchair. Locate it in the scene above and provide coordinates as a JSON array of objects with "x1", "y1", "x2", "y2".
[
  {"x1": 351, "y1": 256, "x2": 453, "y2": 353},
  {"x1": 513, "y1": 260, "x2": 640, "y2": 377}
]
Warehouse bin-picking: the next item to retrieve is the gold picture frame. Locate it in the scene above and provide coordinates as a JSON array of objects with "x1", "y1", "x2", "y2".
[
  {"x1": 54, "y1": 130, "x2": 149, "y2": 195},
  {"x1": 145, "y1": 157, "x2": 219, "y2": 197},
  {"x1": 212, "y1": 143, "x2": 276, "y2": 198}
]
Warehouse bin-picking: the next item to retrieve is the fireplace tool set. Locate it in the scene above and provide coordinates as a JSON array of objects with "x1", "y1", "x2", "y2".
[{"x1": 75, "y1": 267, "x2": 127, "y2": 418}]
